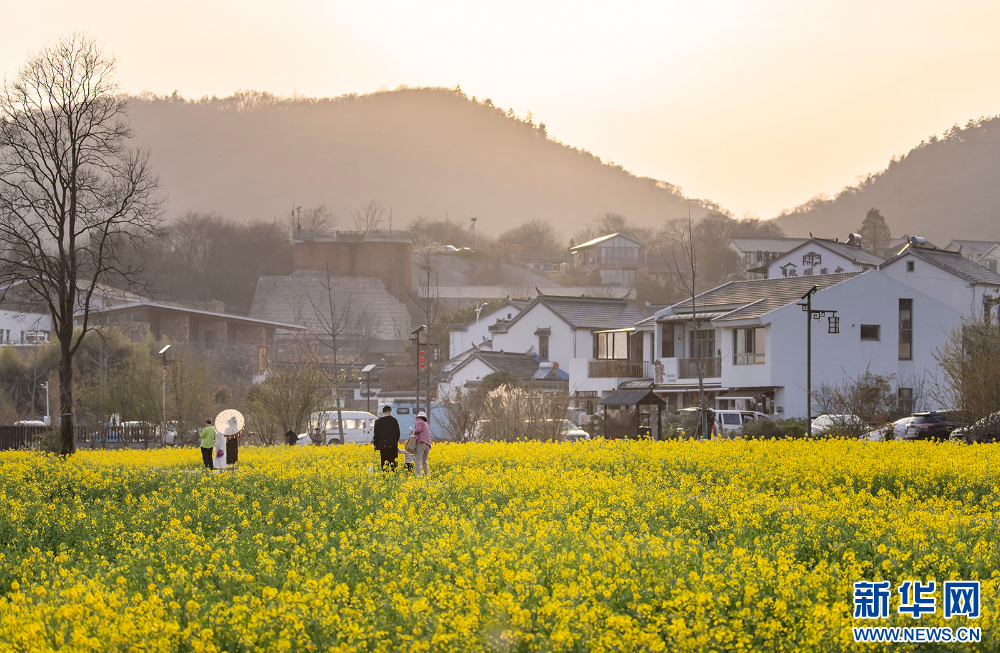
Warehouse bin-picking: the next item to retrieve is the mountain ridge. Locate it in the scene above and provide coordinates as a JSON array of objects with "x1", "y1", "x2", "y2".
[{"x1": 128, "y1": 86, "x2": 721, "y2": 236}]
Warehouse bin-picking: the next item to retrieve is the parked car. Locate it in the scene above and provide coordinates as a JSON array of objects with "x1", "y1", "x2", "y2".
[
  {"x1": 862, "y1": 416, "x2": 914, "y2": 441},
  {"x1": 13, "y1": 419, "x2": 47, "y2": 427},
  {"x1": 810, "y1": 414, "x2": 865, "y2": 434},
  {"x1": 296, "y1": 411, "x2": 376, "y2": 445},
  {"x1": 903, "y1": 411, "x2": 957, "y2": 442},
  {"x1": 556, "y1": 419, "x2": 590, "y2": 442},
  {"x1": 950, "y1": 411, "x2": 1000, "y2": 444},
  {"x1": 713, "y1": 410, "x2": 771, "y2": 436}
]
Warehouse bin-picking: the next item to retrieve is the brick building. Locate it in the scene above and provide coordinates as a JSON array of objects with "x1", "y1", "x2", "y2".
[{"x1": 292, "y1": 229, "x2": 412, "y2": 302}]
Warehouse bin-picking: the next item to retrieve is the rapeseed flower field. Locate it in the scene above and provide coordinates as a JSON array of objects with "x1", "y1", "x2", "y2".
[{"x1": 0, "y1": 440, "x2": 996, "y2": 652}]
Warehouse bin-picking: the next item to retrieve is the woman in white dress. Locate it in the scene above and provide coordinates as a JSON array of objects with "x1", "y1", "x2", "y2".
[{"x1": 212, "y1": 427, "x2": 227, "y2": 471}]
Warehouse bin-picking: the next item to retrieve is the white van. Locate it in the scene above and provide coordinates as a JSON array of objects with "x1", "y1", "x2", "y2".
[
  {"x1": 296, "y1": 411, "x2": 376, "y2": 445},
  {"x1": 712, "y1": 409, "x2": 771, "y2": 436}
]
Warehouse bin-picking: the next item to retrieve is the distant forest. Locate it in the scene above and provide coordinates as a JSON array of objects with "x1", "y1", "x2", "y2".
[
  {"x1": 127, "y1": 86, "x2": 721, "y2": 238},
  {"x1": 774, "y1": 116, "x2": 1000, "y2": 243}
]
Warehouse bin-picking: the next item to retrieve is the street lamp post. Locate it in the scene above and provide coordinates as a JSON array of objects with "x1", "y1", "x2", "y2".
[
  {"x1": 797, "y1": 286, "x2": 839, "y2": 437},
  {"x1": 159, "y1": 345, "x2": 171, "y2": 446},
  {"x1": 361, "y1": 363, "x2": 376, "y2": 414},
  {"x1": 470, "y1": 217, "x2": 477, "y2": 248},
  {"x1": 40, "y1": 382, "x2": 49, "y2": 426}
]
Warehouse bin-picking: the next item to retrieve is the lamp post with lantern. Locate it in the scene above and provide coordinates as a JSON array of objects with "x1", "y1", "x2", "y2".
[{"x1": 797, "y1": 285, "x2": 839, "y2": 437}]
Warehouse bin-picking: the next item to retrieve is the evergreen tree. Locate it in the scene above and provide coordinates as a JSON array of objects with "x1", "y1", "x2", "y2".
[{"x1": 859, "y1": 208, "x2": 892, "y2": 255}]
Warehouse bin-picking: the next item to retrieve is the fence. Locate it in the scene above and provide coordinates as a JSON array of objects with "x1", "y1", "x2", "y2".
[
  {"x1": 0, "y1": 424, "x2": 159, "y2": 451},
  {"x1": 0, "y1": 425, "x2": 46, "y2": 451}
]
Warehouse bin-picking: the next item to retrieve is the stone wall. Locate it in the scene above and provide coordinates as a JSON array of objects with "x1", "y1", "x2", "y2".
[{"x1": 293, "y1": 240, "x2": 412, "y2": 302}]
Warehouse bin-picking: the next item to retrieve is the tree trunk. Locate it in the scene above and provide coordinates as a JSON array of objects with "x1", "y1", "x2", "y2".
[{"x1": 58, "y1": 339, "x2": 75, "y2": 455}]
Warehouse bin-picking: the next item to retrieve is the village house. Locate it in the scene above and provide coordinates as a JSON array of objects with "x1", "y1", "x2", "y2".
[
  {"x1": 638, "y1": 271, "x2": 960, "y2": 418},
  {"x1": 727, "y1": 237, "x2": 808, "y2": 279},
  {"x1": 438, "y1": 291, "x2": 649, "y2": 411},
  {"x1": 569, "y1": 233, "x2": 647, "y2": 287},
  {"x1": 764, "y1": 236, "x2": 885, "y2": 279},
  {"x1": 880, "y1": 242, "x2": 1000, "y2": 320}
]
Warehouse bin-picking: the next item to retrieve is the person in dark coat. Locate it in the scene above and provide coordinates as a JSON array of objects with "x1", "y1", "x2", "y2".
[{"x1": 372, "y1": 404, "x2": 401, "y2": 472}]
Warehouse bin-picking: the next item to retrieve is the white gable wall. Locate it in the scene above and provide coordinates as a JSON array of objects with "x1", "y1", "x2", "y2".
[
  {"x1": 437, "y1": 357, "x2": 497, "y2": 398},
  {"x1": 491, "y1": 303, "x2": 574, "y2": 364},
  {"x1": 763, "y1": 271, "x2": 960, "y2": 417},
  {"x1": 767, "y1": 247, "x2": 869, "y2": 279},
  {"x1": 449, "y1": 303, "x2": 524, "y2": 356},
  {"x1": 882, "y1": 253, "x2": 1000, "y2": 318}
]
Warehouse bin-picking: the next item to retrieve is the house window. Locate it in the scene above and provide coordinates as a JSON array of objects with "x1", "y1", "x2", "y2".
[
  {"x1": 205, "y1": 330, "x2": 217, "y2": 349},
  {"x1": 986, "y1": 259, "x2": 998, "y2": 273},
  {"x1": 594, "y1": 331, "x2": 629, "y2": 360},
  {"x1": 899, "y1": 299, "x2": 912, "y2": 360},
  {"x1": 860, "y1": 325, "x2": 880, "y2": 341},
  {"x1": 906, "y1": 260, "x2": 915, "y2": 273},
  {"x1": 690, "y1": 329, "x2": 715, "y2": 359},
  {"x1": 660, "y1": 323, "x2": 675, "y2": 358},
  {"x1": 898, "y1": 387, "x2": 913, "y2": 414},
  {"x1": 733, "y1": 327, "x2": 765, "y2": 365},
  {"x1": 538, "y1": 335, "x2": 549, "y2": 361}
]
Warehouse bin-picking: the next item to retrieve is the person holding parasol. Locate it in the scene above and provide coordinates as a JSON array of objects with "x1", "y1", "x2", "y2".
[{"x1": 215, "y1": 409, "x2": 245, "y2": 471}]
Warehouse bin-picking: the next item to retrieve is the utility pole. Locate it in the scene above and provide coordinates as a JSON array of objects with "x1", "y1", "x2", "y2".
[
  {"x1": 411, "y1": 326, "x2": 426, "y2": 417},
  {"x1": 159, "y1": 345, "x2": 171, "y2": 446},
  {"x1": 797, "y1": 286, "x2": 839, "y2": 437}
]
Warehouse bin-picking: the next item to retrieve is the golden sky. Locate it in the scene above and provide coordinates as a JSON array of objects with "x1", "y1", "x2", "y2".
[{"x1": 4, "y1": 0, "x2": 1000, "y2": 218}]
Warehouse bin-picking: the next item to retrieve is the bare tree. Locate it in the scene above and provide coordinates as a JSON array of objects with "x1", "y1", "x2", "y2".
[
  {"x1": 813, "y1": 368, "x2": 899, "y2": 439},
  {"x1": 658, "y1": 213, "x2": 711, "y2": 438},
  {"x1": 308, "y1": 268, "x2": 379, "y2": 441},
  {"x1": 0, "y1": 34, "x2": 162, "y2": 454},
  {"x1": 352, "y1": 200, "x2": 387, "y2": 233},
  {"x1": 440, "y1": 386, "x2": 484, "y2": 442},
  {"x1": 244, "y1": 356, "x2": 332, "y2": 445}
]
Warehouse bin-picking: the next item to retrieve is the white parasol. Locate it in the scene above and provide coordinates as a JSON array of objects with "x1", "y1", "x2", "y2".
[{"x1": 215, "y1": 409, "x2": 245, "y2": 437}]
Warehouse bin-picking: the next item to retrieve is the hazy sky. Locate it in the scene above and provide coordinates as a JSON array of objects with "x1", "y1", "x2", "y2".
[{"x1": 4, "y1": 1, "x2": 1000, "y2": 218}]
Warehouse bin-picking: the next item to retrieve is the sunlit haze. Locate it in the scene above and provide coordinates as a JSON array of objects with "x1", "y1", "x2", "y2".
[{"x1": 5, "y1": 0, "x2": 1000, "y2": 217}]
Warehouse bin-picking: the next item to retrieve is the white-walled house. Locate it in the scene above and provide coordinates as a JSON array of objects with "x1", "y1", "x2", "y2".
[
  {"x1": 642, "y1": 271, "x2": 960, "y2": 418},
  {"x1": 443, "y1": 292, "x2": 648, "y2": 411},
  {"x1": 569, "y1": 233, "x2": 647, "y2": 287},
  {"x1": 436, "y1": 350, "x2": 568, "y2": 398},
  {"x1": 766, "y1": 238, "x2": 884, "y2": 279},
  {"x1": 447, "y1": 299, "x2": 528, "y2": 360},
  {"x1": 0, "y1": 310, "x2": 50, "y2": 345},
  {"x1": 881, "y1": 244, "x2": 1000, "y2": 320},
  {"x1": 727, "y1": 237, "x2": 808, "y2": 279}
]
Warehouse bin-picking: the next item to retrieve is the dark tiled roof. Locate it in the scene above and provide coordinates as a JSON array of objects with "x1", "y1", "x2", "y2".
[
  {"x1": 669, "y1": 273, "x2": 859, "y2": 322},
  {"x1": 475, "y1": 351, "x2": 542, "y2": 380},
  {"x1": 534, "y1": 295, "x2": 646, "y2": 329},
  {"x1": 886, "y1": 246, "x2": 1000, "y2": 285}
]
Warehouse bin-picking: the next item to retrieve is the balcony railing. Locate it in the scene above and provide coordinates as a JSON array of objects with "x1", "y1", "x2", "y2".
[
  {"x1": 589, "y1": 359, "x2": 649, "y2": 378},
  {"x1": 678, "y1": 357, "x2": 722, "y2": 379}
]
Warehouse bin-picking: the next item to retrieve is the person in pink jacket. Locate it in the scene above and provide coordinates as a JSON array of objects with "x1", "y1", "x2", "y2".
[{"x1": 412, "y1": 411, "x2": 432, "y2": 476}]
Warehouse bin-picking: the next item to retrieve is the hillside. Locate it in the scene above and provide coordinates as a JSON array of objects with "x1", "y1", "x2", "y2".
[
  {"x1": 773, "y1": 117, "x2": 1000, "y2": 244},
  {"x1": 128, "y1": 87, "x2": 719, "y2": 238}
]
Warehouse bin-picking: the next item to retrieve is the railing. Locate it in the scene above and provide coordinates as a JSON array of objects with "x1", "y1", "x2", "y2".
[
  {"x1": 678, "y1": 357, "x2": 722, "y2": 379},
  {"x1": 588, "y1": 359, "x2": 649, "y2": 378},
  {"x1": 597, "y1": 256, "x2": 641, "y2": 266},
  {"x1": 76, "y1": 425, "x2": 157, "y2": 449},
  {"x1": 0, "y1": 425, "x2": 46, "y2": 451}
]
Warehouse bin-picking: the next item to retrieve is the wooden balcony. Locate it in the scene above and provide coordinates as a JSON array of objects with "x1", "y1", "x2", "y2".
[
  {"x1": 589, "y1": 359, "x2": 649, "y2": 378},
  {"x1": 678, "y1": 357, "x2": 722, "y2": 379}
]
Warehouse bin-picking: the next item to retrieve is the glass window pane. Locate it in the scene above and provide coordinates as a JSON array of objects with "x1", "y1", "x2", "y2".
[
  {"x1": 755, "y1": 328, "x2": 765, "y2": 354},
  {"x1": 598, "y1": 333, "x2": 607, "y2": 359},
  {"x1": 616, "y1": 332, "x2": 627, "y2": 359}
]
